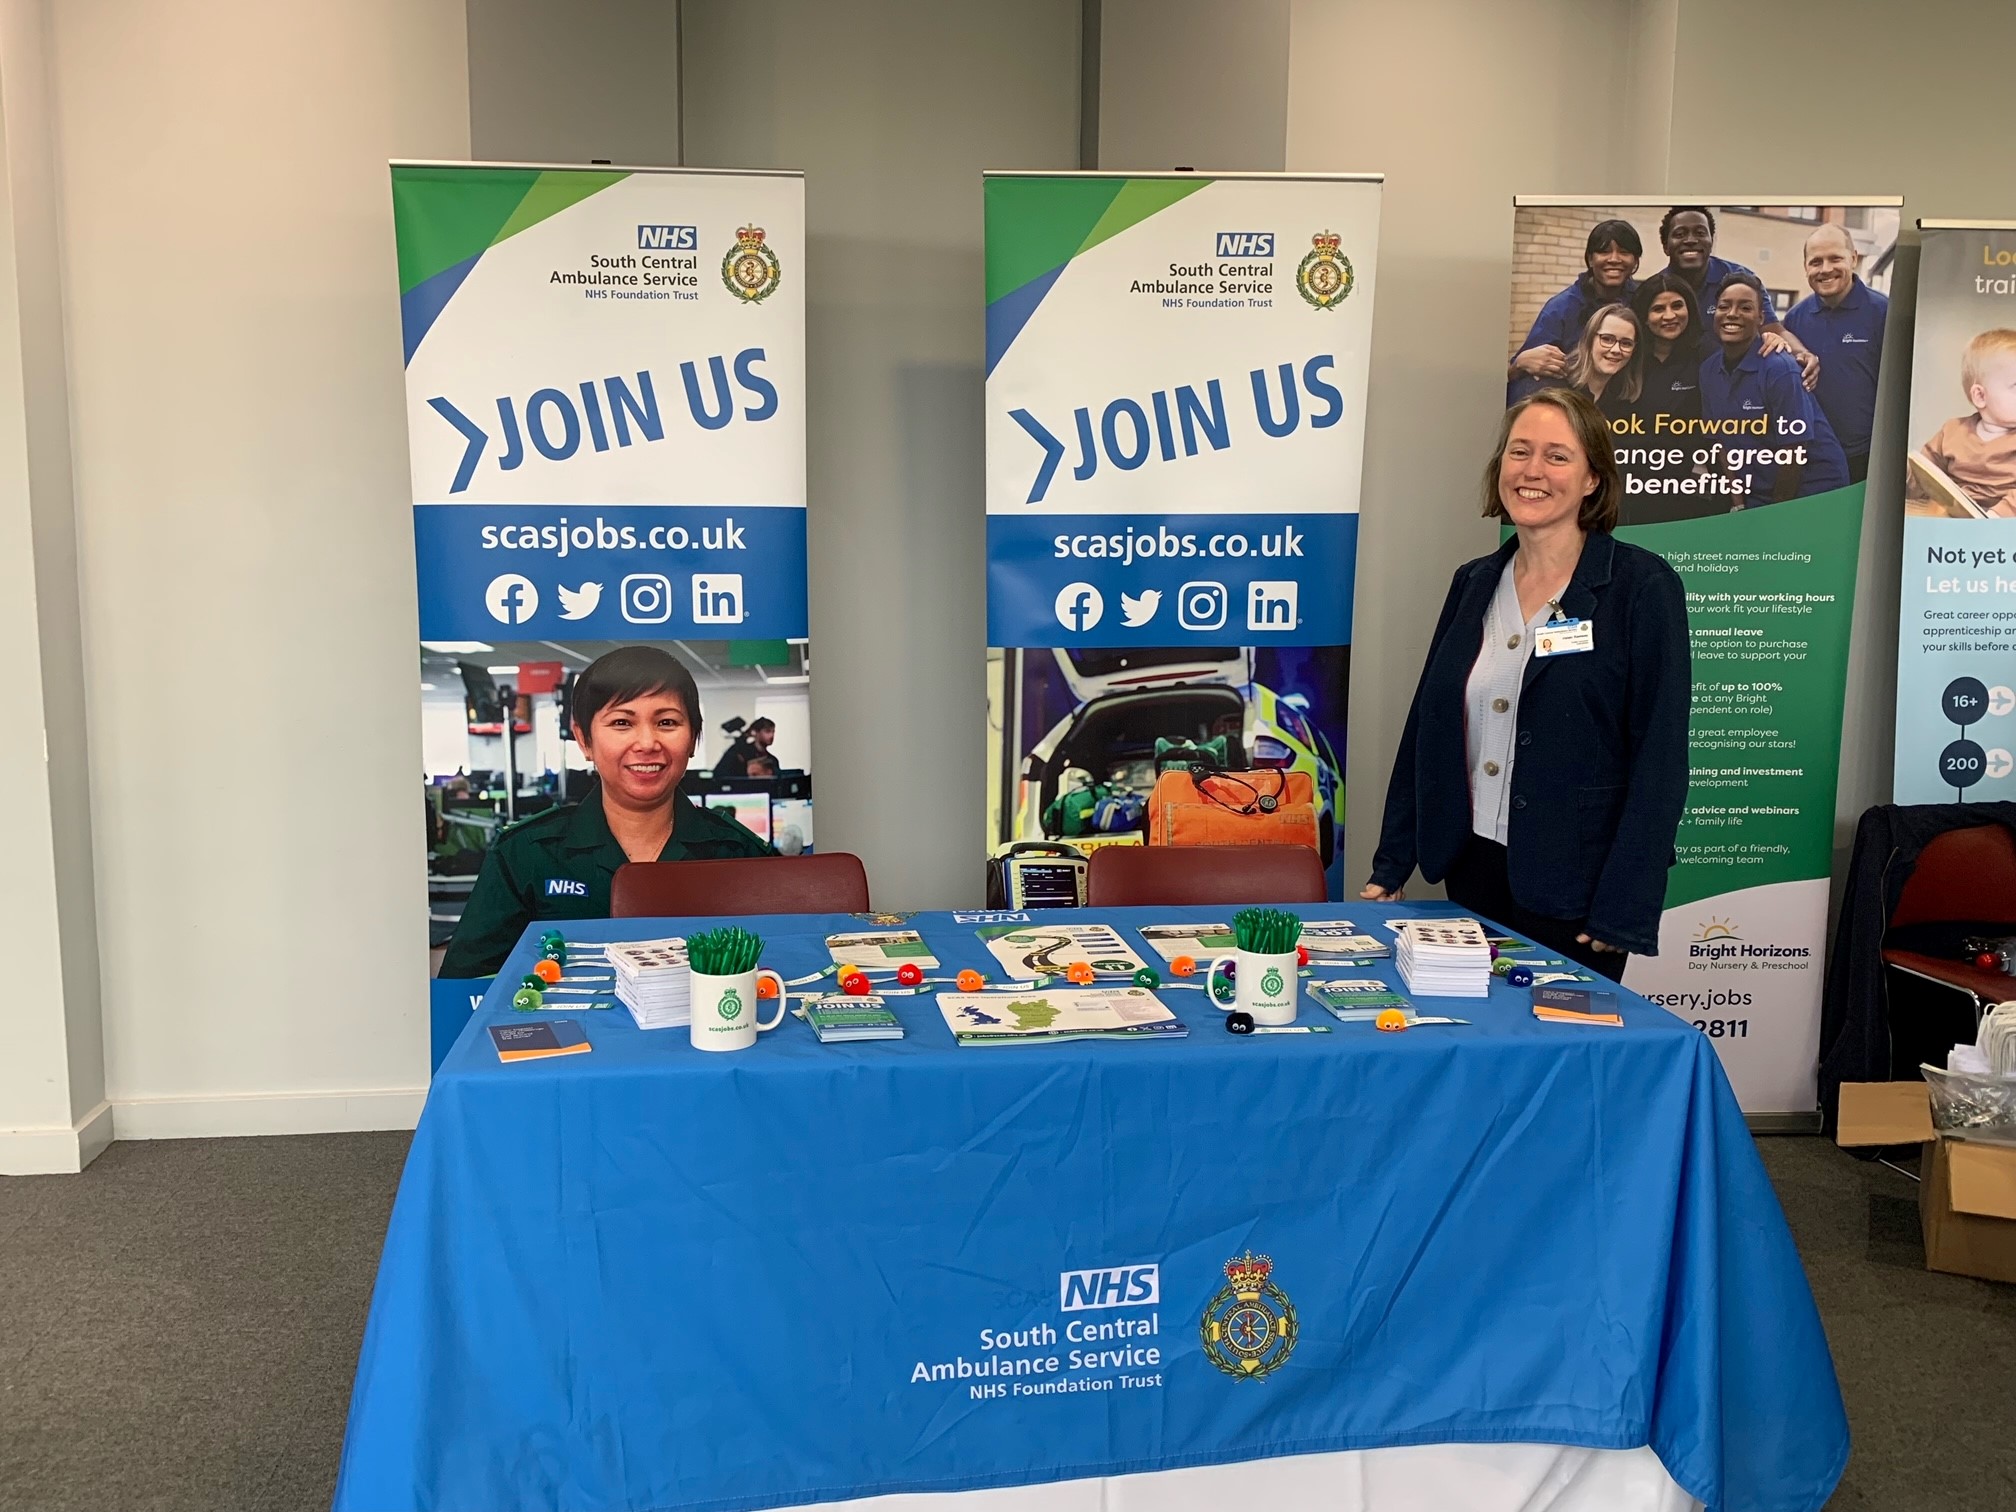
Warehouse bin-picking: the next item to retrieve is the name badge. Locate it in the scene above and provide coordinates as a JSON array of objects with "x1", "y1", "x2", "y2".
[{"x1": 1534, "y1": 619, "x2": 1594, "y2": 657}]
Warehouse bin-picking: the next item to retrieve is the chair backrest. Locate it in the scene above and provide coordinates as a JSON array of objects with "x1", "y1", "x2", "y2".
[
  {"x1": 611, "y1": 854, "x2": 870, "y2": 919},
  {"x1": 1085, "y1": 844, "x2": 1327, "y2": 907},
  {"x1": 1890, "y1": 824, "x2": 2016, "y2": 928}
]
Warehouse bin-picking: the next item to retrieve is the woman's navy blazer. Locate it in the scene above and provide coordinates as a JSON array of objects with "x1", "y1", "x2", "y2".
[{"x1": 1370, "y1": 530, "x2": 1691, "y2": 956}]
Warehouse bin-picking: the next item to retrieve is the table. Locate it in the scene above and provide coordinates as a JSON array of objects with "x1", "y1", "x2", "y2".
[{"x1": 335, "y1": 905, "x2": 1846, "y2": 1512}]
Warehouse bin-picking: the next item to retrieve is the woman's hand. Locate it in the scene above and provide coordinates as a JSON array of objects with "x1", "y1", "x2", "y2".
[
  {"x1": 1575, "y1": 932, "x2": 1623, "y2": 954},
  {"x1": 1361, "y1": 882, "x2": 1405, "y2": 902},
  {"x1": 1511, "y1": 344, "x2": 1568, "y2": 379}
]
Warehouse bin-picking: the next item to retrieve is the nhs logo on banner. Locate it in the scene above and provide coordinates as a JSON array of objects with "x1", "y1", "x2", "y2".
[
  {"x1": 1060, "y1": 1264, "x2": 1159, "y2": 1312},
  {"x1": 1215, "y1": 231, "x2": 1275, "y2": 257},
  {"x1": 637, "y1": 224, "x2": 699, "y2": 250}
]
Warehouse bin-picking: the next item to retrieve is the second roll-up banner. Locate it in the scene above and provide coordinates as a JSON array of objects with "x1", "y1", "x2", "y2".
[
  {"x1": 393, "y1": 163, "x2": 810, "y2": 1061},
  {"x1": 1894, "y1": 221, "x2": 2016, "y2": 803},
  {"x1": 984, "y1": 172, "x2": 1383, "y2": 897},
  {"x1": 1508, "y1": 197, "x2": 1902, "y2": 1114}
]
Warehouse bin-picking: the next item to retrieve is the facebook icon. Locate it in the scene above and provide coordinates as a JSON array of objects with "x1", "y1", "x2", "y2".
[{"x1": 1053, "y1": 581, "x2": 1104, "y2": 633}]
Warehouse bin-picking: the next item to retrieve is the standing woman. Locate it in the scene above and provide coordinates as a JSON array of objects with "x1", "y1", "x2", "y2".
[
  {"x1": 1557, "y1": 303, "x2": 1645, "y2": 423},
  {"x1": 1362, "y1": 389, "x2": 1692, "y2": 979},
  {"x1": 439, "y1": 645, "x2": 775, "y2": 977}
]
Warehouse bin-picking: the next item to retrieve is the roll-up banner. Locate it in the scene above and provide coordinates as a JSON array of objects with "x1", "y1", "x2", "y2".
[
  {"x1": 1507, "y1": 198, "x2": 1901, "y2": 1114},
  {"x1": 984, "y1": 173, "x2": 1382, "y2": 895},
  {"x1": 391, "y1": 164, "x2": 809, "y2": 1063},
  {"x1": 1895, "y1": 221, "x2": 2016, "y2": 802}
]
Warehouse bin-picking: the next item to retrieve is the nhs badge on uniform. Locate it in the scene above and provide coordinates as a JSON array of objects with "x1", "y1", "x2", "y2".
[
  {"x1": 637, "y1": 224, "x2": 698, "y2": 250},
  {"x1": 544, "y1": 878, "x2": 589, "y2": 899},
  {"x1": 1060, "y1": 1264, "x2": 1159, "y2": 1311}
]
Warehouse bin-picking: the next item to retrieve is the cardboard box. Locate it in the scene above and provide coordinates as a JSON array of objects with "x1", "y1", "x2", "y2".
[{"x1": 1836, "y1": 1081, "x2": 2016, "y2": 1285}]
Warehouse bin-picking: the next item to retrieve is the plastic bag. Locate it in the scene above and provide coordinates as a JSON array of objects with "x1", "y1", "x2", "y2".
[{"x1": 1921, "y1": 1061, "x2": 2016, "y2": 1141}]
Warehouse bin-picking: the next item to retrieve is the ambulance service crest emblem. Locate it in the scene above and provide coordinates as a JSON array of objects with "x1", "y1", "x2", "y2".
[
  {"x1": 722, "y1": 224, "x2": 782, "y2": 304},
  {"x1": 1200, "y1": 1250, "x2": 1298, "y2": 1380},
  {"x1": 1296, "y1": 231, "x2": 1354, "y2": 311}
]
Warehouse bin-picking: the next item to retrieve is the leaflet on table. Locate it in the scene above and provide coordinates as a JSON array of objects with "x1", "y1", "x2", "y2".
[
  {"x1": 1300, "y1": 921, "x2": 1389, "y2": 958},
  {"x1": 937, "y1": 986, "x2": 1184, "y2": 1045},
  {"x1": 1532, "y1": 985, "x2": 1623, "y2": 1027},
  {"x1": 976, "y1": 923, "x2": 1148, "y2": 980},
  {"x1": 488, "y1": 1020, "x2": 592, "y2": 1062},
  {"x1": 1137, "y1": 922, "x2": 1236, "y2": 961},
  {"x1": 1307, "y1": 978, "x2": 1413, "y2": 1016},
  {"x1": 802, "y1": 994, "x2": 906, "y2": 1043},
  {"x1": 825, "y1": 931, "x2": 940, "y2": 970}
]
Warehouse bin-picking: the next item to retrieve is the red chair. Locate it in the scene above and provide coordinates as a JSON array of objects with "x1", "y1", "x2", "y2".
[
  {"x1": 1086, "y1": 844, "x2": 1327, "y2": 907},
  {"x1": 611, "y1": 854, "x2": 870, "y2": 918},
  {"x1": 1882, "y1": 824, "x2": 2016, "y2": 1023}
]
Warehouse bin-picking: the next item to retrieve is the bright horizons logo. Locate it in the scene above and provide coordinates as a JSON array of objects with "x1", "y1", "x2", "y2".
[{"x1": 1688, "y1": 914, "x2": 1809, "y2": 966}]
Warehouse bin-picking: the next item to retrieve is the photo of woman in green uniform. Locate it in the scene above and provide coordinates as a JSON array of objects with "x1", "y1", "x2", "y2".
[{"x1": 437, "y1": 645, "x2": 775, "y2": 977}]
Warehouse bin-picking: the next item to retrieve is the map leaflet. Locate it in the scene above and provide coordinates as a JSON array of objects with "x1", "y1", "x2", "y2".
[{"x1": 936, "y1": 986, "x2": 1184, "y2": 1046}]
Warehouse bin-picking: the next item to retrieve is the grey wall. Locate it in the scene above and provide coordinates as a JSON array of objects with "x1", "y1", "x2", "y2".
[
  {"x1": 1098, "y1": 0, "x2": 1289, "y2": 172},
  {"x1": 1285, "y1": 0, "x2": 1636, "y2": 896},
  {"x1": 681, "y1": 0, "x2": 1082, "y2": 911},
  {"x1": 466, "y1": 0, "x2": 678, "y2": 164}
]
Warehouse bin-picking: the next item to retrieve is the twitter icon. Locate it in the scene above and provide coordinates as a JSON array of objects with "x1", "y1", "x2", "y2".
[
  {"x1": 557, "y1": 582, "x2": 604, "y2": 621},
  {"x1": 1120, "y1": 588, "x2": 1162, "y2": 628}
]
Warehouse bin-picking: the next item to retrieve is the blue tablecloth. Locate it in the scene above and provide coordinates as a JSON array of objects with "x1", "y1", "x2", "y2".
[{"x1": 335, "y1": 905, "x2": 1846, "y2": 1512}]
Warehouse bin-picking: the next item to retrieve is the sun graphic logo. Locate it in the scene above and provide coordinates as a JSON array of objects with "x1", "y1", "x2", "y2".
[{"x1": 1692, "y1": 916, "x2": 1743, "y2": 943}]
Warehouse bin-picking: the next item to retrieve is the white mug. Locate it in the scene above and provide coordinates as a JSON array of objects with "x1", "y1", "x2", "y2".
[
  {"x1": 1207, "y1": 949, "x2": 1300, "y2": 1026},
  {"x1": 689, "y1": 967, "x2": 787, "y2": 1052}
]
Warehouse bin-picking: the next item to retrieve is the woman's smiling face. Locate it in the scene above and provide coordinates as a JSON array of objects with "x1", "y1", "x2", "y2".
[
  {"x1": 1645, "y1": 290, "x2": 1690, "y2": 343},
  {"x1": 1498, "y1": 403, "x2": 1595, "y2": 532},
  {"x1": 1590, "y1": 314, "x2": 1637, "y2": 378},
  {"x1": 1714, "y1": 282, "x2": 1763, "y2": 350},
  {"x1": 575, "y1": 690, "x2": 696, "y2": 807}
]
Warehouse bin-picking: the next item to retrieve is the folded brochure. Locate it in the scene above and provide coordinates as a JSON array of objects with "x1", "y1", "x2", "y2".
[{"x1": 938, "y1": 986, "x2": 1183, "y2": 1045}]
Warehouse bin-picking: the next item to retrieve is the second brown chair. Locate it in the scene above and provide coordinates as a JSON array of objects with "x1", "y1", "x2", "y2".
[
  {"x1": 611, "y1": 853, "x2": 870, "y2": 918},
  {"x1": 1085, "y1": 844, "x2": 1326, "y2": 908}
]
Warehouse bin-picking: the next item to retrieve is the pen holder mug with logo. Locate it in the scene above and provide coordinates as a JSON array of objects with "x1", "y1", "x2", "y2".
[
  {"x1": 689, "y1": 967, "x2": 787, "y2": 1052},
  {"x1": 1206, "y1": 950, "x2": 1300, "y2": 1027}
]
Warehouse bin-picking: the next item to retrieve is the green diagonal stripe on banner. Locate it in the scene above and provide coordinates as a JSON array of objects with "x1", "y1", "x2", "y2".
[
  {"x1": 493, "y1": 170, "x2": 631, "y2": 246},
  {"x1": 1074, "y1": 177, "x2": 1212, "y2": 260},
  {"x1": 984, "y1": 177, "x2": 1128, "y2": 303},
  {"x1": 391, "y1": 166, "x2": 542, "y2": 294}
]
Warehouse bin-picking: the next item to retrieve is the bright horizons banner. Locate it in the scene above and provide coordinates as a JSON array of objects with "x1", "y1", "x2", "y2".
[
  {"x1": 983, "y1": 173, "x2": 1382, "y2": 896},
  {"x1": 1509, "y1": 196, "x2": 1902, "y2": 1114}
]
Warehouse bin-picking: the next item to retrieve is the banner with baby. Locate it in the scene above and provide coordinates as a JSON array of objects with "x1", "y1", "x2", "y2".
[
  {"x1": 1506, "y1": 196, "x2": 1903, "y2": 1116},
  {"x1": 1894, "y1": 221, "x2": 2016, "y2": 805}
]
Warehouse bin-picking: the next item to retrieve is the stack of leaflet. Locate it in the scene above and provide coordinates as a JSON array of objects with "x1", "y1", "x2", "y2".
[
  {"x1": 802, "y1": 993, "x2": 906, "y2": 1044},
  {"x1": 1393, "y1": 918, "x2": 1492, "y2": 998},
  {"x1": 606, "y1": 937, "x2": 691, "y2": 1030}
]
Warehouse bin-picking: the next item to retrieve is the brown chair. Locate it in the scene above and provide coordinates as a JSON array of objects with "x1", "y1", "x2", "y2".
[
  {"x1": 611, "y1": 854, "x2": 871, "y2": 918},
  {"x1": 1086, "y1": 844, "x2": 1327, "y2": 907},
  {"x1": 1881, "y1": 824, "x2": 2016, "y2": 1022}
]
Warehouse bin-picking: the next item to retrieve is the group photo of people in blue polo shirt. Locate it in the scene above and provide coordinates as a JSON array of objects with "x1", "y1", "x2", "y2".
[{"x1": 1507, "y1": 203, "x2": 1898, "y2": 523}]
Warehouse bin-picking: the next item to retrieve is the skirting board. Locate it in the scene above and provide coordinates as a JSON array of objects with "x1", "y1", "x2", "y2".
[
  {"x1": 0, "y1": 1099, "x2": 116, "y2": 1175},
  {"x1": 112, "y1": 1087, "x2": 428, "y2": 1141}
]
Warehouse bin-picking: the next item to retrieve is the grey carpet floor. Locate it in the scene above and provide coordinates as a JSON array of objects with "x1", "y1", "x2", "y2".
[{"x1": 0, "y1": 1134, "x2": 2011, "y2": 1511}]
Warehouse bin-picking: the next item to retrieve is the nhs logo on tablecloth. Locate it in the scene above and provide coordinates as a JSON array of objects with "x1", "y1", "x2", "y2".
[{"x1": 1060, "y1": 1264, "x2": 1159, "y2": 1312}]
